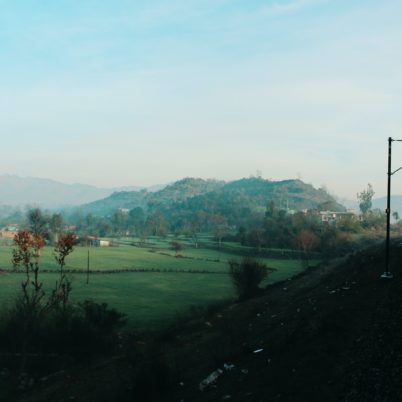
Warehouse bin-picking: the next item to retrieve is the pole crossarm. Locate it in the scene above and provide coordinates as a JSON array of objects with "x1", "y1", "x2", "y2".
[{"x1": 391, "y1": 166, "x2": 402, "y2": 176}]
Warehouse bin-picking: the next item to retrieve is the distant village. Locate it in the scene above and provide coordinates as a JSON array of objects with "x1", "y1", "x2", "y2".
[{"x1": 0, "y1": 224, "x2": 110, "y2": 247}]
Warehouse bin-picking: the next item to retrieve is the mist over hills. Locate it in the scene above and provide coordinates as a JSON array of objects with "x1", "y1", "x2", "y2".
[
  {"x1": 0, "y1": 174, "x2": 395, "y2": 217},
  {"x1": 341, "y1": 196, "x2": 400, "y2": 216},
  {"x1": 0, "y1": 174, "x2": 164, "y2": 208}
]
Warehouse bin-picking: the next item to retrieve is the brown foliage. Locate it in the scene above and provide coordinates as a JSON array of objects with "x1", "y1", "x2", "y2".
[{"x1": 296, "y1": 229, "x2": 319, "y2": 254}]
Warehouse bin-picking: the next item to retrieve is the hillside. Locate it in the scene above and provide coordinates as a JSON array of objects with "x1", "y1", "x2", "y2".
[
  {"x1": 222, "y1": 178, "x2": 340, "y2": 210},
  {"x1": 78, "y1": 177, "x2": 344, "y2": 217},
  {"x1": 75, "y1": 190, "x2": 148, "y2": 215},
  {"x1": 149, "y1": 177, "x2": 225, "y2": 203},
  {"x1": 18, "y1": 240, "x2": 402, "y2": 402}
]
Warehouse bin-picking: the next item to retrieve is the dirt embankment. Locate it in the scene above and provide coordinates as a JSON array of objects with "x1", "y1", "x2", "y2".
[{"x1": 17, "y1": 241, "x2": 402, "y2": 402}]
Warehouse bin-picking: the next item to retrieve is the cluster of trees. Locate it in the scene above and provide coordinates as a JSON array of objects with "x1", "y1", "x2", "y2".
[
  {"x1": 232, "y1": 184, "x2": 386, "y2": 258},
  {"x1": 13, "y1": 208, "x2": 66, "y2": 244},
  {"x1": 69, "y1": 208, "x2": 168, "y2": 238},
  {"x1": 68, "y1": 207, "x2": 231, "y2": 246},
  {"x1": 2, "y1": 183, "x2": 388, "y2": 260}
]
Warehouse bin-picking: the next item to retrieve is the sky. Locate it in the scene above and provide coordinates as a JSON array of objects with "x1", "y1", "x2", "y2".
[{"x1": 1, "y1": 0, "x2": 402, "y2": 200}]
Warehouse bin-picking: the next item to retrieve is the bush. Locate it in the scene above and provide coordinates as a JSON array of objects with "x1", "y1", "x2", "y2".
[
  {"x1": 228, "y1": 257, "x2": 271, "y2": 300},
  {"x1": 0, "y1": 299, "x2": 127, "y2": 369},
  {"x1": 63, "y1": 300, "x2": 127, "y2": 358}
]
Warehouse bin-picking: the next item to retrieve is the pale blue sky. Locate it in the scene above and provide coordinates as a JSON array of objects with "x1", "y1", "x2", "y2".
[{"x1": 1, "y1": 0, "x2": 401, "y2": 199}]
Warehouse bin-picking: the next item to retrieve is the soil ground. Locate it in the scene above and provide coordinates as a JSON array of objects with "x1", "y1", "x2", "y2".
[{"x1": 11, "y1": 239, "x2": 402, "y2": 402}]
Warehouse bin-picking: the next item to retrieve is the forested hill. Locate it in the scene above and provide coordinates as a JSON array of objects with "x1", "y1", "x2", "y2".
[
  {"x1": 148, "y1": 177, "x2": 225, "y2": 204},
  {"x1": 76, "y1": 177, "x2": 344, "y2": 218},
  {"x1": 220, "y1": 178, "x2": 339, "y2": 210},
  {"x1": 76, "y1": 178, "x2": 224, "y2": 215}
]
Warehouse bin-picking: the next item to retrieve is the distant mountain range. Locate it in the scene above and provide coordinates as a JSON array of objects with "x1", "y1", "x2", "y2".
[
  {"x1": 341, "y1": 196, "x2": 401, "y2": 216},
  {"x1": 372, "y1": 196, "x2": 402, "y2": 217},
  {"x1": 1, "y1": 174, "x2": 398, "y2": 218},
  {"x1": 0, "y1": 174, "x2": 164, "y2": 208}
]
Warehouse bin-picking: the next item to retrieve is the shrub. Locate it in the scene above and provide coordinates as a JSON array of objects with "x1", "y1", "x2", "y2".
[
  {"x1": 170, "y1": 240, "x2": 182, "y2": 256},
  {"x1": 66, "y1": 300, "x2": 127, "y2": 357},
  {"x1": 228, "y1": 257, "x2": 271, "y2": 300},
  {"x1": 0, "y1": 299, "x2": 127, "y2": 366}
]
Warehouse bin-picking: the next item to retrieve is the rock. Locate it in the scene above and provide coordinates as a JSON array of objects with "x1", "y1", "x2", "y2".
[{"x1": 199, "y1": 369, "x2": 223, "y2": 391}]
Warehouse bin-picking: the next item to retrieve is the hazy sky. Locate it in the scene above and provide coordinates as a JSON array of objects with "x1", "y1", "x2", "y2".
[{"x1": 1, "y1": 0, "x2": 401, "y2": 199}]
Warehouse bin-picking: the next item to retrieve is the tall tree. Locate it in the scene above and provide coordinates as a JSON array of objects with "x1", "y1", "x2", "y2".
[
  {"x1": 12, "y1": 230, "x2": 46, "y2": 374},
  {"x1": 49, "y1": 213, "x2": 64, "y2": 243},
  {"x1": 184, "y1": 211, "x2": 208, "y2": 248},
  {"x1": 27, "y1": 208, "x2": 48, "y2": 237},
  {"x1": 128, "y1": 207, "x2": 145, "y2": 235},
  {"x1": 357, "y1": 183, "x2": 374, "y2": 216},
  {"x1": 211, "y1": 214, "x2": 229, "y2": 248},
  {"x1": 51, "y1": 233, "x2": 76, "y2": 311},
  {"x1": 145, "y1": 210, "x2": 167, "y2": 237},
  {"x1": 112, "y1": 209, "x2": 128, "y2": 236}
]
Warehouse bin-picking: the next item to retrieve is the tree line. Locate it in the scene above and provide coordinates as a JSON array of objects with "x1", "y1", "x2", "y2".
[{"x1": 1, "y1": 183, "x2": 392, "y2": 261}]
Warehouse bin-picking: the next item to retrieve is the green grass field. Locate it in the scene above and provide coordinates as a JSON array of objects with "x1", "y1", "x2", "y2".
[{"x1": 0, "y1": 238, "x2": 319, "y2": 329}]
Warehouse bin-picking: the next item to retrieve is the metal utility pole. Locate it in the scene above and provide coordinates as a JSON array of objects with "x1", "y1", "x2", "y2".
[{"x1": 382, "y1": 137, "x2": 402, "y2": 279}]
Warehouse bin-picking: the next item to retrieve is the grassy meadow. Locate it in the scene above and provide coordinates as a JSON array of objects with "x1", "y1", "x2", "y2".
[{"x1": 0, "y1": 235, "x2": 319, "y2": 329}]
